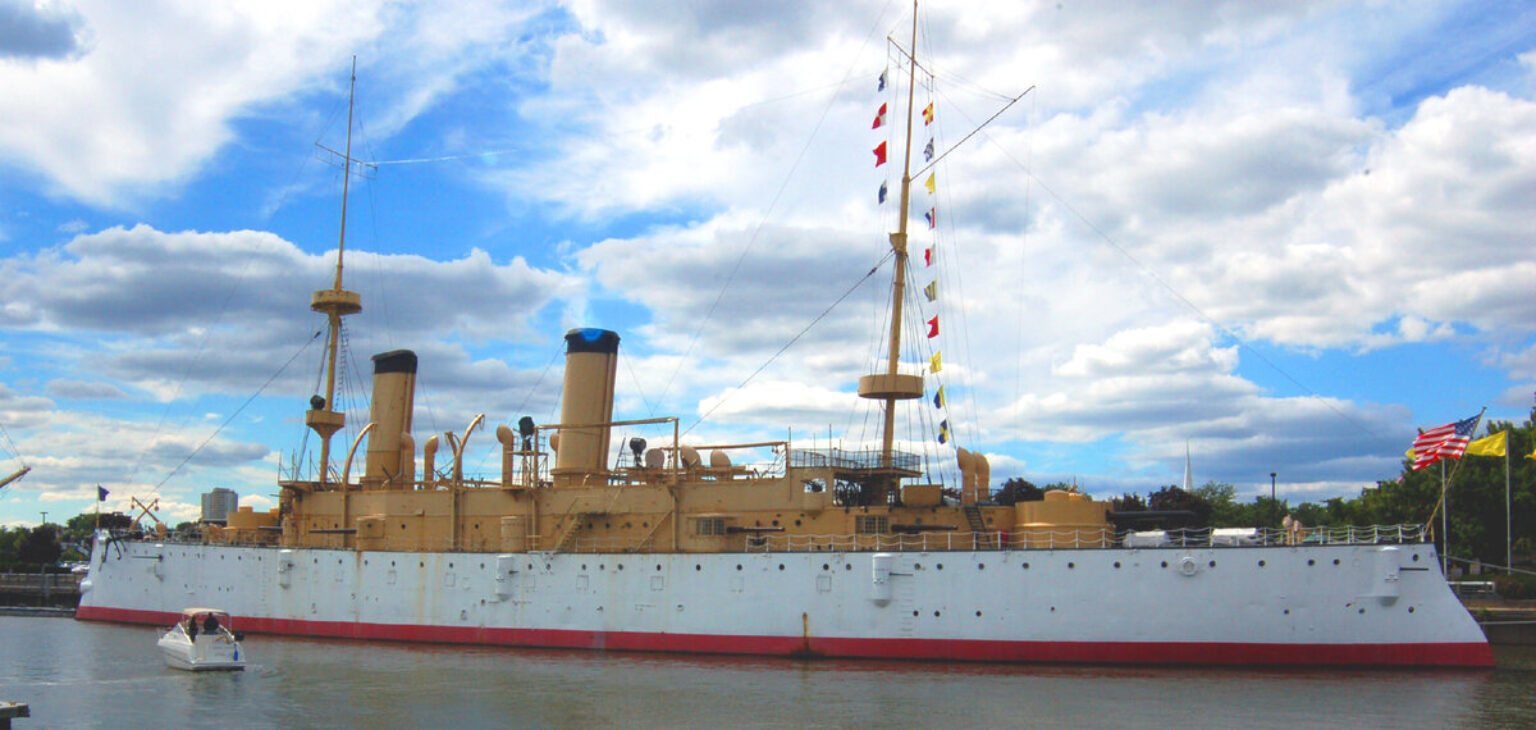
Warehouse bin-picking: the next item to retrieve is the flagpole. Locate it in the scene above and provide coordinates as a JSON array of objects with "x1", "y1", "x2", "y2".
[
  {"x1": 1507, "y1": 442, "x2": 1512, "y2": 573},
  {"x1": 1441, "y1": 459, "x2": 1449, "y2": 575}
]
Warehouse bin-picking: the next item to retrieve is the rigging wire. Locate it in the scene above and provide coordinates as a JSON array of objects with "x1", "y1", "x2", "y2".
[
  {"x1": 153, "y1": 331, "x2": 322, "y2": 492},
  {"x1": 684, "y1": 255, "x2": 889, "y2": 437},
  {"x1": 653, "y1": 0, "x2": 903, "y2": 418}
]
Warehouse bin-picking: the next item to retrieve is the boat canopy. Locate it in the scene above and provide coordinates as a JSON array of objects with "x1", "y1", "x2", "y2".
[{"x1": 179, "y1": 608, "x2": 230, "y2": 620}]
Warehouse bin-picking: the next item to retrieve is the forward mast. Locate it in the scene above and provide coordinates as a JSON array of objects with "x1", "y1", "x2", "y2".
[{"x1": 305, "y1": 57, "x2": 363, "y2": 488}]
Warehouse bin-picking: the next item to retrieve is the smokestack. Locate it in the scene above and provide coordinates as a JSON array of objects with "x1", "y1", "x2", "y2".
[
  {"x1": 554, "y1": 328, "x2": 619, "y2": 480},
  {"x1": 363, "y1": 350, "x2": 417, "y2": 488}
]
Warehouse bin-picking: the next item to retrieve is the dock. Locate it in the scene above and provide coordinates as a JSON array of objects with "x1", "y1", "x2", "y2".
[
  {"x1": 0, "y1": 701, "x2": 29, "y2": 729},
  {"x1": 1466, "y1": 598, "x2": 1536, "y2": 646}
]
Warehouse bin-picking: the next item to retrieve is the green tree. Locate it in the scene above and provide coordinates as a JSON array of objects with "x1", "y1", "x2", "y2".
[
  {"x1": 1193, "y1": 481, "x2": 1259, "y2": 526},
  {"x1": 0, "y1": 527, "x2": 24, "y2": 569},
  {"x1": 1112, "y1": 492, "x2": 1146, "y2": 511},
  {"x1": 17, "y1": 525, "x2": 61, "y2": 569},
  {"x1": 995, "y1": 478, "x2": 1043, "y2": 505},
  {"x1": 1148, "y1": 485, "x2": 1213, "y2": 526}
]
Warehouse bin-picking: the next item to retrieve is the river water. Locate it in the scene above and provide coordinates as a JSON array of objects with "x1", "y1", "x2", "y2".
[{"x1": 2, "y1": 615, "x2": 1533, "y2": 728}]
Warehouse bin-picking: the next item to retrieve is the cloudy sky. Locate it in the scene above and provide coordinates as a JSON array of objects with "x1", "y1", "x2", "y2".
[{"x1": 1, "y1": 0, "x2": 1533, "y2": 528}]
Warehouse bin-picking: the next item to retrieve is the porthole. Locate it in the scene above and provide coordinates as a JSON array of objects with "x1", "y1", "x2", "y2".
[
  {"x1": 822, "y1": 564, "x2": 830, "y2": 571},
  {"x1": 778, "y1": 564, "x2": 785, "y2": 571},
  {"x1": 1408, "y1": 607, "x2": 1416, "y2": 613},
  {"x1": 1160, "y1": 561, "x2": 1168, "y2": 568},
  {"x1": 695, "y1": 564, "x2": 701, "y2": 571},
  {"x1": 736, "y1": 564, "x2": 743, "y2": 571},
  {"x1": 937, "y1": 563, "x2": 944, "y2": 570},
  {"x1": 1333, "y1": 559, "x2": 1341, "y2": 566},
  {"x1": 1208, "y1": 561, "x2": 1216, "y2": 568},
  {"x1": 1358, "y1": 608, "x2": 1366, "y2": 614},
  {"x1": 1412, "y1": 554, "x2": 1420, "y2": 562},
  {"x1": 1258, "y1": 560, "x2": 1266, "y2": 567},
  {"x1": 975, "y1": 611, "x2": 982, "y2": 617},
  {"x1": 1307, "y1": 559, "x2": 1315, "y2": 566},
  {"x1": 845, "y1": 564, "x2": 852, "y2": 571},
  {"x1": 977, "y1": 563, "x2": 985, "y2": 570},
  {"x1": 1023, "y1": 563, "x2": 1030, "y2": 570},
  {"x1": 582, "y1": 564, "x2": 588, "y2": 571},
  {"x1": 1113, "y1": 562, "x2": 1121, "y2": 569},
  {"x1": 933, "y1": 611, "x2": 941, "y2": 617},
  {"x1": 915, "y1": 563, "x2": 923, "y2": 570},
  {"x1": 656, "y1": 565, "x2": 662, "y2": 572},
  {"x1": 912, "y1": 610, "x2": 919, "y2": 617},
  {"x1": 617, "y1": 564, "x2": 625, "y2": 571},
  {"x1": 1068, "y1": 562, "x2": 1075, "y2": 569}
]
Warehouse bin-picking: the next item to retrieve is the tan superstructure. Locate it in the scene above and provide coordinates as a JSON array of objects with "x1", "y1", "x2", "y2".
[{"x1": 256, "y1": 326, "x2": 1111, "y2": 555}]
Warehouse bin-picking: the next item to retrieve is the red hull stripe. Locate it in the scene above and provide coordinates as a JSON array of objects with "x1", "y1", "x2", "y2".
[{"x1": 77, "y1": 605, "x2": 1494, "y2": 667}]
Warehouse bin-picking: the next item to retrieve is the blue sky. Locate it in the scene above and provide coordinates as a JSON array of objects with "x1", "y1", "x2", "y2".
[{"x1": 2, "y1": 0, "x2": 1535, "y2": 528}]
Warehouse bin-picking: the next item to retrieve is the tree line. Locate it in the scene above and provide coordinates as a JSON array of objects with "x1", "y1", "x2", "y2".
[{"x1": 997, "y1": 407, "x2": 1536, "y2": 573}]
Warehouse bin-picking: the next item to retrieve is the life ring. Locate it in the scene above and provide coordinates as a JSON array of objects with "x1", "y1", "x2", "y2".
[{"x1": 1178, "y1": 557, "x2": 1198, "y2": 577}]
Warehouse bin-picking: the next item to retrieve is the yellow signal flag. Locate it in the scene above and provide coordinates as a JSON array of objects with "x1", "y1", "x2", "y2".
[
  {"x1": 930, "y1": 351, "x2": 942, "y2": 373},
  {"x1": 1405, "y1": 447, "x2": 1415, "y2": 461},
  {"x1": 924, "y1": 172, "x2": 936, "y2": 195},
  {"x1": 1465, "y1": 430, "x2": 1507, "y2": 457}
]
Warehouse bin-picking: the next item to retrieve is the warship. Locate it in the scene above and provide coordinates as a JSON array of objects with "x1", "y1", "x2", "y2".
[{"x1": 77, "y1": 10, "x2": 1492, "y2": 667}]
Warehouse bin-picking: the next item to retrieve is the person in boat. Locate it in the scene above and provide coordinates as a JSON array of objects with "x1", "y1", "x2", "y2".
[
  {"x1": 187, "y1": 615, "x2": 199, "y2": 639},
  {"x1": 204, "y1": 614, "x2": 220, "y2": 633}
]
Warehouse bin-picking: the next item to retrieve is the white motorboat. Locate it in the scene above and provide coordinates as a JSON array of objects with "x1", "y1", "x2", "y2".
[{"x1": 157, "y1": 608, "x2": 245, "y2": 671}]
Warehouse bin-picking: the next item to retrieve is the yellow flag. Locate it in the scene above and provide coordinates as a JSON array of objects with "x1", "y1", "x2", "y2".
[
  {"x1": 929, "y1": 351, "x2": 942, "y2": 373},
  {"x1": 1466, "y1": 430, "x2": 1507, "y2": 457},
  {"x1": 924, "y1": 172, "x2": 936, "y2": 195}
]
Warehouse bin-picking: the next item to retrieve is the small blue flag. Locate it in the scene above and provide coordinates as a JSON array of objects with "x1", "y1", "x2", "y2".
[
  {"x1": 97, "y1": 485, "x2": 109, "y2": 501},
  {"x1": 878, "y1": 69, "x2": 887, "y2": 92},
  {"x1": 878, "y1": 180, "x2": 888, "y2": 204},
  {"x1": 923, "y1": 138, "x2": 934, "y2": 162}
]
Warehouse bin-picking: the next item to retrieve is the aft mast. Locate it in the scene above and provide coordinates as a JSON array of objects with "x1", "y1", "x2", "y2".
[
  {"x1": 857, "y1": 1, "x2": 925, "y2": 491},
  {"x1": 304, "y1": 57, "x2": 364, "y2": 488}
]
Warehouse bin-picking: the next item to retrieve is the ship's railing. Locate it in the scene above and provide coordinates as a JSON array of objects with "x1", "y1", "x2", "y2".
[
  {"x1": 790, "y1": 448, "x2": 921, "y2": 471},
  {"x1": 744, "y1": 523, "x2": 1428, "y2": 553}
]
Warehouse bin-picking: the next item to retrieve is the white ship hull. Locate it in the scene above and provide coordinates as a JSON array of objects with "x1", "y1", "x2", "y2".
[{"x1": 78, "y1": 538, "x2": 1492, "y2": 666}]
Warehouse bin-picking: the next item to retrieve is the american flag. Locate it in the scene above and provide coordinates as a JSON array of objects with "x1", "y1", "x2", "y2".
[{"x1": 1410, "y1": 415, "x2": 1480, "y2": 471}]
